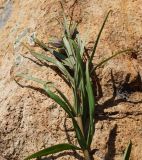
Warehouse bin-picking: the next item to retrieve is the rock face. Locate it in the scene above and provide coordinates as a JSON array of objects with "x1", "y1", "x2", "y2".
[{"x1": 0, "y1": 0, "x2": 142, "y2": 160}]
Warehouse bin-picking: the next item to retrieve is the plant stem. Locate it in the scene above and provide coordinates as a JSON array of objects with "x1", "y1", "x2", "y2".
[
  {"x1": 83, "y1": 149, "x2": 91, "y2": 160},
  {"x1": 76, "y1": 116, "x2": 91, "y2": 160}
]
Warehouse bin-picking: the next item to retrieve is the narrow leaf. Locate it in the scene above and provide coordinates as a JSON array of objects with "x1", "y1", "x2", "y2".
[
  {"x1": 123, "y1": 140, "x2": 132, "y2": 160},
  {"x1": 72, "y1": 40, "x2": 83, "y2": 69},
  {"x1": 44, "y1": 84, "x2": 87, "y2": 149},
  {"x1": 16, "y1": 73, "x2": 47, "y2": 85},
  {"x1": 24, "y1": 143, "x2": 80, "y2": 160},
  {"x1": 56, "y1": 88, "x2": 76, "y2": 114},
  {"x1": 16, "y1": 73, "x2": 86, "y2": 149},
  {"x1": 62, "y1": 58, "x2": 74, "y2": 68},
  {"x1": 72, "y1": 40, "x2": 86, "y2": 107},
  {"x1": 91, "y1": 49, "x2": 131, "y2": 72},
  {"x1": 69, "y1": 21, "x2": 77, "y2": 38},
  {"x1": 16, "y1": 74, "x2": 74, "y2": 117},
  {"x1": 89, "y1": 10, "x2": 111, "y2": 64},
  {"x1": 63, "y1": 37, "x2": 75, "y2": 67},
  {"x1": 25, "y1": 50, "x2": 74, "y2": 85},
  {"x1": 44, "y1": 84, "x2": 75, "y2": 117},
  {"x1": 86, "y1": 61, "x2": 95, "y2": 147}
]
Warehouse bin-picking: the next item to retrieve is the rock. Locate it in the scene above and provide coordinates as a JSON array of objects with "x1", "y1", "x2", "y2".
[{"x1": 0, "y1": 0, "x2": 142, "y2": 160}]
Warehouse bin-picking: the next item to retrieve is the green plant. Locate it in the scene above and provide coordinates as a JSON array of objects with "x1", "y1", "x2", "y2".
[
  {"x1": 16, "y1": 9, "x2": 131, "y2": 160},
  {"x1": 123, "y1": 140, "x2": 132, "y2": 160}
]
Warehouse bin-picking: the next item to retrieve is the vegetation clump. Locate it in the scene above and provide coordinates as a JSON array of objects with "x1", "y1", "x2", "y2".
[{"x1": 16, "y1": 7, "x2": 132, "y2": 160}]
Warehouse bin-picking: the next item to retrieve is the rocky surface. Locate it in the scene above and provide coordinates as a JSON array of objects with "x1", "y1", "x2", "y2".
[{"x1": 0, "y1": 0, "x2": 142, "y2": 160}]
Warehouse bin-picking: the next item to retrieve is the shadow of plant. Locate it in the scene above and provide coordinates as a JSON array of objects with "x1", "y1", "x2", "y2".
[
  {"x1": 104, "y1": 124, "x2": 117, "y2": 160},
  {"x1": 95, "y1": 69, "x2": 142, "y2": 118}
]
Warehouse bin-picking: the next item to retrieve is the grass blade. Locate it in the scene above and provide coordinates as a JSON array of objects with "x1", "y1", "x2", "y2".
[
  {"x1": 72, "y1": 40, "x2": 85, "y2": 90},
  {"x1": 72, "y1": 40, "x2": 83, "y2": 68},
  {"x1": 16, "y1": 74, "x2": 75, "y2": 117},
  {"x1": 44, "y1": 83, "x2": 86, "y2": 149},
  {"x1": 62, "y1": 58, "x2": 74, "y2": 68},
  {"x1": 44, "y1": 84, "x2": 75, "y2": 117},
  {"x1": 63, "y1": 37, "x2": 75, "y2": 66},
  {"x1": 24, "y1": 143, "x2": 80, "y2": 160},
  {"x1": 69, "y1": 21, "x2": 77, "y2": 38},
  {"x1": 16, "y1": 73, "x2": 87, "y2": 149},
  {"x1": 44, "y1": 84, "x2": 87, "y2": 149},
  {"x1": 63, "y1": 37, "x2": 73, "y2": 57},
  {"x1": 56, "y1": 88, "x2": 76, "y2": 114},
  {"x1": 89, "y1": 10, "x2": 111, "y2": 64},
  {"x1": 86, "y1": 61, "x2": 95, "y2": 147},
  {"x1": 91, "y1": 49, "x2": 131, "y2": 72},
  {"x1": 16, "y1": 73, "x2": 48, "y2": 85},
  {"x1": 23, "y1": 48, "x2": 74, "y2": 85},
  {"x1": 123, "y1": 140, "x2": 132, "y2": 160}
]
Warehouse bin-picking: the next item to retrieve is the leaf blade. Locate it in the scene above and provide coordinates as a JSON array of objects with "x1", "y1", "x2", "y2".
[
  {"x1": 24, "y1": 49, "x2": 74, "y2": 85},
  {"x1": 86, "y1": 61, "x2": 95, "y2": 147},
  {"x1": 16, "y1": 73, "x2": 47, "y2": 85},
  {"x1": 44, "y1": 85, "x2": 87, "y2": 149},
  {"x1": 63, "y1": 37, "x2": 75, "y2": 67},
  {"x1": 56, "y1": 88, "x2": 76, "y2": 114},
  {"x1": 123, "y1": 140, "x2": 132, "y2": 160},
  {"x1": 91, "y1": 49, "x2": 131, "y2": 73},
  {"x1": 24, "y1": 143, "x2": 80, "y2": 160},
  {"x1": 89, "y1": 10, "x2": 111, "y2": 64}
]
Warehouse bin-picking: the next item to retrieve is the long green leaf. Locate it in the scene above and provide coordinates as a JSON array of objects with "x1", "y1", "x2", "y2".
[
  {"x1": 56, "y1": 88, "x2": 76, "y2": 115},
  {"x1": 16, "y1": 73, "x2": 86, "y2": 149},
  {"x1": 63, "y1": 14, "x2": 70, "y2": 38},
  {"x1": 72, "y1": 40, "x2": 83, "y2": 69},
  {"x1": 24, "y1": 143, "x2": 80, "y2": 160},
  {"x1": 86, "y1": 61, "x2": 95, "y2": 147},
  {"x1": 44, "y1": 84, "x2": 75, "y2": 117},
  {"x1": 73, "y1": 81, "x2": 80, "y2": 114},
  {"x1": 16, "y1": 73, "x2": 49, "y2": 85},
  {"x1": 89, "y1": 10, "x2": 111, "y2": 64},
  {"x1": 91, "y1": 49, "x2": 131, "y2": 73},
  {"x1": 62, "y1": 58, "x2": 74, "y2": 68},
  {"x1": 80, "y1": 40, "x2": 85, "y2": 57},
  {"x1": 16, "y1": 73, "x2": 74, "y2": 117},
  {"x1": 24, "y1": 49, "x2": 74, "y2": 85},
  {"x1": 44, "y1": 84, "x2": 87, "y2": 149},
  {"x1": 123, "y1": 140, "x2": 132, "y2": 160},
  {"x1": 63, "y1": 37, "x2": 75, "y2": 66},
  {"x1": 72, "y1": 40, "x2": 85, "y2": 92},
  {"x1": 16, "y1": 73, "x2": 73, "y2": 113},
  {"x1": 69, "y1": 21, "x2": 77, "y2": 38},
  {"x1": 72, "y1": 41, "x2": 84, "y2": 73},
  {"x1": 72, "y1": 119, "x2": 87, "y2": 149}
]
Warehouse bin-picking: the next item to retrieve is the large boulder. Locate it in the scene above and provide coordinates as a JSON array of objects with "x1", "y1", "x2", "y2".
[{"x1": 0, "y1": 0, "x2": 142, "y2": 159}]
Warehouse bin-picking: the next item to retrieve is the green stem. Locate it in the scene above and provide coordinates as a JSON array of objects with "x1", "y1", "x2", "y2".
[
  {"x1": 76, "y1": 116, "x2": 91, "y2": 160},
  {"x1": 83, "y1": 149, "x2": 91, "y2": 160}
]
